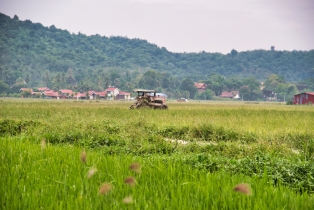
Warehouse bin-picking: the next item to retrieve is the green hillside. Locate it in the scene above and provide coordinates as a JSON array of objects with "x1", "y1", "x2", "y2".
[{"x1": 0, "y1": 12, "x2": 313, "y2": 95}]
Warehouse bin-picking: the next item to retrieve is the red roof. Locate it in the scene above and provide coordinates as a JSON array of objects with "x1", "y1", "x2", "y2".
[
  {"x1": 194, "y1": 83, "x2": 207, "y2": 89},
  {"x1": 106, "y1": 87, "x2": 119, "y2": 91},
  {"x1": 19, "y1": 88, "x2": 33, "y2": 92},
  {"x1": 75, "y1": 92, "x2": 87, "y2": 98},
  {"x1": 94, "y1": 91, "x2": 107, "y2": 97},
  {"x1": 87, "y1": 90, "x2": 96, "y2": 95},
  {"x1": 294, "y1": 92, "x2": 314, "y2": 96},
  {"x1": 59, "y1": 89, "x2": 73, "y2": 94},
  {"x1": 43, "y1": 90, "x2": 59, "y2": 97},
  {"x1": 37, "y1": 87, "x2": 51, "y2": 91},
  {"x1": 118, "y1": 91, "x2": 130, "y2": 96},
  {"x1": 220, "y1": 91, "x2": 239, "y2": 98}
]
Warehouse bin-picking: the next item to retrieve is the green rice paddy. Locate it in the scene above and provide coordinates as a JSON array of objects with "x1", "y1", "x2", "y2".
[{"x1": 1, "y1": 99, "x2": 313, "y2": 209}]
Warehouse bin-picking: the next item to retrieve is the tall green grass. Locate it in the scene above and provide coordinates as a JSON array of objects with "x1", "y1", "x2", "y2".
[
  {"x1": 0, "y1": 99, "x2": 314, "y2": 208},
  {"x1": 1, "y1": 139, "x2": 313, "y2": 209}
]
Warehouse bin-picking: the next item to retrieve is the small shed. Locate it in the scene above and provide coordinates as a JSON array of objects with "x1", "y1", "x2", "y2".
[{"x1": 294, "y1": 92, "x2": 314, "y2": 105}]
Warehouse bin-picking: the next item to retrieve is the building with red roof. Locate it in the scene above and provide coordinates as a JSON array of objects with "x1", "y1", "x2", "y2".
[
  {"x1": 116, "y1": 91, "x2": 131, "y2": 100},
  {"x1": 194, "y1": 83, "x2": 207, "y2": 93},
  {"x1": 220, "y1": 91, "x2": 240, "y2": 99},
  {"x1": 37, "y1": 87, "x2": 51, "y2": 92},
  {"x1": 105, "y1": 87, "x2": 120, "y2": 100},
  {"x1": 19, "y1": 88, "x2": 33, "y2": 93},
  {"x1": 59, "y1": 89, "x2": 73, "y2": 98},
  {"x1": 94, "y1": 91, "x2": 107, "y2": 99},
  {"x1": 41, "y1": 90, "x2": 60, "y2": 99},
  {"x1": 294, "y1": 92, "x2": 314, "y2": 105}
]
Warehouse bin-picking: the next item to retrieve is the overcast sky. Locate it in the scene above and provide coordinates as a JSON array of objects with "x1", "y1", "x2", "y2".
[{"x1": 1, "y1": 0, "x2": 313, "y2": 54}]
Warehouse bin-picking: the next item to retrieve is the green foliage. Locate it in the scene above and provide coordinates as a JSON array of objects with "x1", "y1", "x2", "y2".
[
  {"x1": 195, "y1": 89, "x2": 215, "y2": 100},
  {"x1": 264, "y1": 74, "x2": 285, "y2": 90},
  {"x1": 239, "y1": 77, "x2": 262, "y2": 100},
  {"x1": 184, "y1": 152, "x2": 314, "y2": 192},
  {"x1": 180, "y1": 78, "x2": 197, "y2": 98},
  {"x1": 1, "y1": 100, "x2": 314, "y2": 196},
  {"x1": 0, "y1": 80, "x2": 9, "y2": 93},
  {"x1": 2, "y1": 139, "x2": 314, "y2": 209},
  {"x1": 0, "y1": 119, "x2": 37, "y2": 136},
  {"x1": 138, "y1": 70, "x2": 161, "y2": 89},
  {"x1": 0, "y1": 12, "x2": 313, "y2": 95}
]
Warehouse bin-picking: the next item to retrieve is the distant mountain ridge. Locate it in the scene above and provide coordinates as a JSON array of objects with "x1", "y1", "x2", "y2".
[{"x1": 0, "y1": 12, "x2": 313, "y2": 88}]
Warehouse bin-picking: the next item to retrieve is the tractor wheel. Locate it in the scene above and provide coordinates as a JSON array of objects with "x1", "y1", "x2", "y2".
[{"x1": 161, "y1": 105, "x2": 168, "y2": 109}]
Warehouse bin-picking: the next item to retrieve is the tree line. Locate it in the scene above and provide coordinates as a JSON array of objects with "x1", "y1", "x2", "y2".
[{"x1": 0, "y1": 12, "x2": 313, "y2": 100}]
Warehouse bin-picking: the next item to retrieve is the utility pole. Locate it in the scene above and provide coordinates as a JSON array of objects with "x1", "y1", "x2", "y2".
[{"x1": 284, "y1": 94, "x2": 285, "y2": 102}]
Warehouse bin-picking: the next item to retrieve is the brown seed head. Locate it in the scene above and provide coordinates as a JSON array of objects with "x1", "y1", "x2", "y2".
[
  {"x1": 129, "y1": 162, "x2": 141, "y2": 173},
  {"x1": 123, "y1": 196, "x2": 133, "y2": 204},
  {"x1": 41, "y1": 139, "x2": 46, "y2": 150},
  {"x1": 87, "y1": 167, "x2": 97, "y2": 178},
  {"x1": 233, "y1": 183, "x2": 252, "y2": 195},
  {"x1": 124, "y1": 177, "x2": 136, "y2": 187},
  {"x1": 80, "y1": 151, "x2": 86, "y2": 163},
  {"x1": 99, "y1": 183, "x2": 112, "y2": 195}
]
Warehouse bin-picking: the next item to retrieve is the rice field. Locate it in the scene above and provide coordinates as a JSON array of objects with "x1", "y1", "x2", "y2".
[{"x1": 1, "y1": 98, "x2": 313, "y2": 209}]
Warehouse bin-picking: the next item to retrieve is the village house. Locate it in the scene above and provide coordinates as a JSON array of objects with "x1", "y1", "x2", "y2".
[
  {"x1": 220, "y1": 91, "x2": 240, "y2": 99},
  {"x1": 31, "y1": 92, "x2": 41, "y2": 97},
  {"x1": 116, "y1": 91, "x2": 131, "y2": 100},
  {"x1": 37, "y1": 87, "x2": 51, "y2": 92},
  {"x1": 74, "y1": 92, "x2": 87, "y2": 100},
  {"x1": 87, "y1": 91, "x2": 97, "y2": 100},
  {"x1": 294, "y1": 92, "x2": 314, "y2": 105},
  {"x1": 19, "y1": 88, "x2": 33, "y2": 98},
  {"x1": 59, "y1": 89, "x2": 73, "y2": 99},
  {"x1": 19, "y1": 88, "x2": 33, "y2": 93},
  {"x1": 194, "y1": 83, "x2": 207, "y2": 93},
  {"x1": 105, "y1": 87, "x2": 120, "y2": 100},
  {"x1": 41, "y1": 90, "x2": 59, "y2": 99},
  {"x1": 263, "y1": 89, "x2": 277, "y2": 101},
  {"x1": 94, "y1": 91, "x2": 107, "y2": 100},
  {"x1": 18, "y1": 86, "x2": 131, "y2": 101}
]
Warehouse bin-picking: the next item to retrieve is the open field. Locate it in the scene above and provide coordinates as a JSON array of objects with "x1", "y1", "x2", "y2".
[{"x1": 1, "y1": 99, "x2": 314, "y2": 209}]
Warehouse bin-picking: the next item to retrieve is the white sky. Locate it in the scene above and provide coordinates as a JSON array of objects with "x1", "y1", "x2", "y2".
[{"x1": 0, "y1": 0, "x2": 313, "y2": 54}]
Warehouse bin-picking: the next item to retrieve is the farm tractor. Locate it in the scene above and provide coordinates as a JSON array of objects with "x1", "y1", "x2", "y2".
[{"x1": 130, "y1": 89, "x2": 168, "y2": 109}]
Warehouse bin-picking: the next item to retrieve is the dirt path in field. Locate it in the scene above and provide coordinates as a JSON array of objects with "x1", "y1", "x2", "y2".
[{"x1": 163, "y1": 138, "x2": 218, "y2": 146}]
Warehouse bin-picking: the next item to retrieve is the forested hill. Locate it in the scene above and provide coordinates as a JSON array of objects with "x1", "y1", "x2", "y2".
[{"x1": 0, "y1": 12, "x2": 314, "y2": 89}]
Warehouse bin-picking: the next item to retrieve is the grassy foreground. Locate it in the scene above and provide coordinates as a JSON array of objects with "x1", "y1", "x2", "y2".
[
  {"x1": 0, "y1": 99, "x2": 313, "y2": 209},
  {"x1": 1, "y1": 139, "x2": 313, "y2": 209}
]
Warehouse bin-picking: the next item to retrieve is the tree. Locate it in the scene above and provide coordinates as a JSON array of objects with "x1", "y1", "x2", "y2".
[
  {"x1": 182, "y1": 91, "x2": 190, "y2": 99},
  {"x1": 231, "y1": 49, "x2": 238, "y2": 57},
  {"x1": 113, "y1": 78, "x2": 121, "y2": 87},
  {"x1": 180, "y1": 78, "x2": 197, "y2": 98},
  {"x1": 43, "y1": 70, "x2": 51, "y2": 87},
  {"x1": 21, "y1": 90, "x2": 31, "y2": 98},
  {"x1": 241, "y1": 77, "x2": 262, "y2": 100},
  {"x1": 225, "y1": 77, "x2": 243, "y2": 91},
  {"x1": 110, "y1": 72, "x2": 120, "y2": 84},
  {"x1": 138, "y1": 70, "x2": 161, "y2": 90},
  {"x1": 66, "y1": 68, "x2": 76, "y2": 86},
  {"x1": 264, "y1": 74, "x2": 285, "y2": 90},
  {"x1": 195, "y1": 89, "x2": 215, "y2": 100},
  {"x1": 275, "y1": 83, "x2": 298, "y2": 101},
  {"x1": 207, "y1": 74, "x2": 225, "y2": 96},
  {"x1": 0, "y1": 80, "x2": 9, "y2": 93}
]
